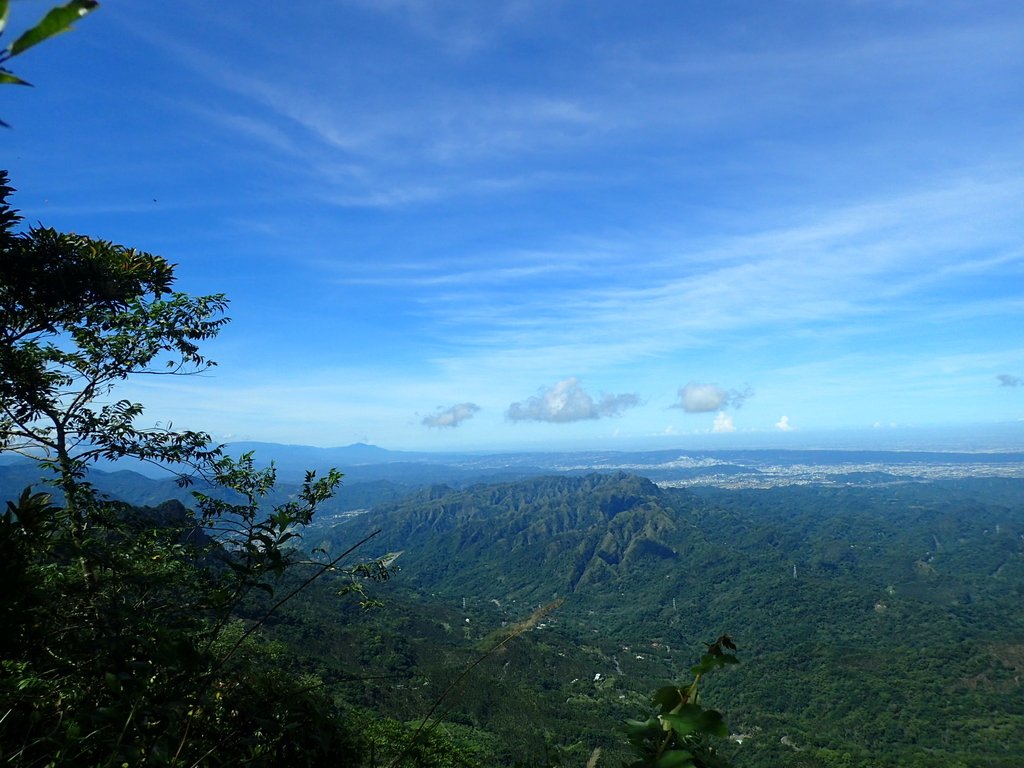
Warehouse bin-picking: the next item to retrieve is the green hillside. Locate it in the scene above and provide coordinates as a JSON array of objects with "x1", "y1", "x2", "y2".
[{"x1": 309, "y1": 473, "x2": 1024, "y2": 767}]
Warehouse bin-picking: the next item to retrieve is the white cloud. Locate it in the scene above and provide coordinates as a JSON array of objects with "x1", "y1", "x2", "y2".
[
  {"x1": 678, "y1": 383, "x2": 727, "y2": 412},
  {"x1": 675, "y1": 382, "x2": 752, "y2": 413},
  {"x1": 775, "y1": 415, "x2": 795, "y2": 431},
  {"x1": 506, "y1": 377, "x2": 639, "y2": 423},
  {"x1": 712, "y1": 412, "x2": 735, "y2": 433},
  {"x1": 422, "y1": 402, "x2": 481, "y2": 428}
]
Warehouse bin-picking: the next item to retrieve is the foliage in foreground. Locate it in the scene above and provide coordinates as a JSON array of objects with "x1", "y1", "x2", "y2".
[
  {"x1": 0, "y1": 0, "x2": 98, "y2": 125},
  {"x1": 0, "y1": 170, "x2": 385, "y2": 766},
  {"x1": 624, "y1": 635, "x2": 737, "y2": 768},
  {"x1": 0, "y1": 168, "x2": 562, "y2": 767}
]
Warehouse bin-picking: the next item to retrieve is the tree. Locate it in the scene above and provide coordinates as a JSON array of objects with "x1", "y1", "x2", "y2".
[
  {"x1": 0, "y1": 171, "x2": 381, "y2": 766},
  {"x1": 0, "y1": 0, "x2": 99, "y2": 125},
  {"x1": 0, "y1": 169, "x2": 227, "y2": 582}
]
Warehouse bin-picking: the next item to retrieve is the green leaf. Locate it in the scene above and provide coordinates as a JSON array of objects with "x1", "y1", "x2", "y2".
[
  {"x1": 693, "y1": 653, "x2": 739, "y2": 676},
  {"x1": 661, "y1": 713, "x2": 697, "y2": 738},
  {"x1": 653, "y1": 685, "x2": 684, "y2": 712},
  {"x1": 624, "y1": 717, "x2": 660, "y2": 734},
  {"x1": 9, "y1": 0, "x2": 98, "y2": 57},
  {"x1": 1, "y1": 0, "x2": 10, "y2": 36},
  {"x1": 0, "y1": 70, "x2": 30, "y2": 85},
  {"x1": 17, "y1": 675, "x2": 43, "y2": 692},
  {"x1": 654, "y1": 750, "x2": 694, "y2": 768},
  {"x1": 661, "y1": 705, "x2": 727, "y2": 739}
]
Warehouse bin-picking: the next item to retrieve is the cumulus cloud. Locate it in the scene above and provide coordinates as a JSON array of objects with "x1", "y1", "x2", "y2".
[
  {"x1": 674, "y1": 382, "x2": 752, "y2": 413},
  {"x1": 422, "y1": 402, "x2": 480, "y2": 428},
  {"x1": 997, "y1": 374, "x2": 1022, "y2": 387},
  {"x1": 506, "y1": 377, "x2": 639, "y2": 423},
  {"x1": 712, "y1": 412, "x2": 735, "y2": 433},
  {"x1": 775, "y1": 415, "x2": 794, "y2": 431}
]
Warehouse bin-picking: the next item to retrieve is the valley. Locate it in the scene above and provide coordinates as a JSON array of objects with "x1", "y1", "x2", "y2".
[
  {"x1": 299, "y1": 467, "x2": 1024, "y2": 767},
  {"x1": 4, "y1": 445, "x2": 1024, "y2": 765}
]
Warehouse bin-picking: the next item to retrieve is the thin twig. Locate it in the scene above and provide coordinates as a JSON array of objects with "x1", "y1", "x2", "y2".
[{"x1": 388, "y1": 598, "x2": 565, "y2": 768}]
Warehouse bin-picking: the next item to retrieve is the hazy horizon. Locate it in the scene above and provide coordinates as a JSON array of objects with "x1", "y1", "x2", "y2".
[
  {"x1": 125, "y1": 421, "x2": 1024, "y2": 456},
  {"x1": 247, "y1": 422, "x2": 1024, "y2": 455}
]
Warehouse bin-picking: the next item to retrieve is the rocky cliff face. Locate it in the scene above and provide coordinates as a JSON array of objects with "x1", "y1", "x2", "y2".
[{"x1": 328, "y1": 472, "x2": 698, "y2": 601}]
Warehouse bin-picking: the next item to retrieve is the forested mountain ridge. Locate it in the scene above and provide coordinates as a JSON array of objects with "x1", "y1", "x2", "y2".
[
  {"x1": 326, "y1": 473, "x2": 695, "y2": 599},
  {"x1": 0, "y1": 459, "x2": 413, "y2": 515},
  {"x1": 323, "y1": 473, "x2": 1024, "y2": 643},
  {"x1": 311, "y1": 472, "x2": 1024, "y2": 767}
]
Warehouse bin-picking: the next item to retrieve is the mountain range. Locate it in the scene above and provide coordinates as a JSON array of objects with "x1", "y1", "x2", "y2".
[
  {"x1": 312, "y1": 472, "x2": 1024, "y2": 767},
  {"x1": 4, "y1": 446, "x2": 1024, "y2": 765}
]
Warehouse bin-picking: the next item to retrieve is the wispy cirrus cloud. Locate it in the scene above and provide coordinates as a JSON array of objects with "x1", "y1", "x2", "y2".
[
  {"x1": 415, "y1": 176, "x2": 1024, "y2": 375},
  {"x1": 70, "y1": 3, "x2": 1024, "y2": 446},
  {"x1": 121, "y1": 1, "x2": 1024, "y2": 223},
  {"x1": 339, "y1": 0, "x2": 556, "y2": 56}
]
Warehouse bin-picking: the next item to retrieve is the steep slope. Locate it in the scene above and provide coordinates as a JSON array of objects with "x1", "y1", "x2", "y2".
[
  {"x1": 317, "y1": 473, "x2": 1024, "y2": 768},
  {"x1": 326, "y1": 473, "x2": 697, "y2": 602}
]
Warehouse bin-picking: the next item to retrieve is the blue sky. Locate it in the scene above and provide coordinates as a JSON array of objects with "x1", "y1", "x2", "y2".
[{"x1": 4, "y1": 0, "x2": 1024, "y2": 451}]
